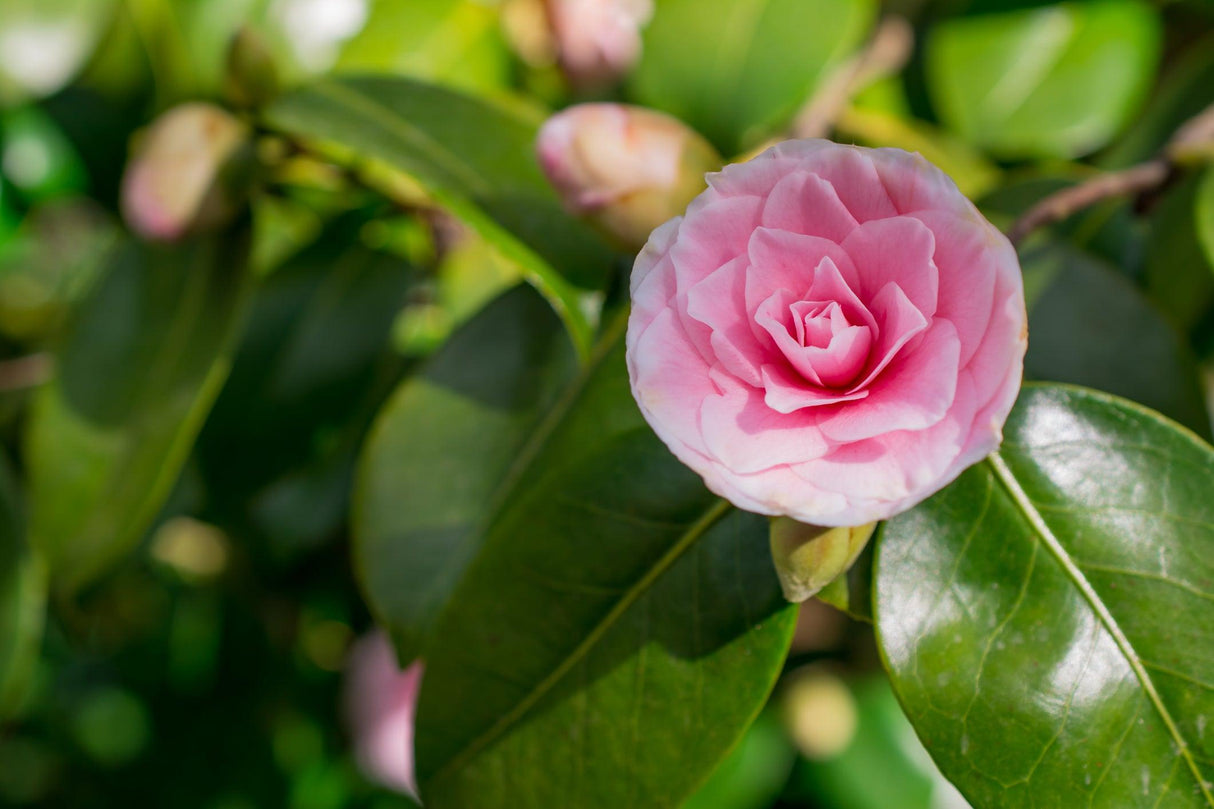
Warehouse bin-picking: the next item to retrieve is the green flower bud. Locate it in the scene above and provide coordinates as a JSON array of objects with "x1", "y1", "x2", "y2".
[{"x1": 769, "y1": 518, "x2": 876, "y2": 603}]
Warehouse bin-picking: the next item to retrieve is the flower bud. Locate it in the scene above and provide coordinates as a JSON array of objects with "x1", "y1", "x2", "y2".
[
  {"x1": 769, "y1": 518, "x2": 876, "y2": 603},
  {"x1": 120, "y1": 103, "x2": 251, "y2": 242},
  {"x1": 545, "y1": 0, "x2": 652, "y2": 88},
  {"x1": 224, "y1": 26, "x2": 280, "y2": 109},
  {"x1": 536, "y1": 103, "x2": 721, "y2": 250}
]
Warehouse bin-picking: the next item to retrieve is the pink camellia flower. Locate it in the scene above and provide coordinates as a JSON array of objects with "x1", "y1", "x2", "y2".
[
  {"x1": 344, "y1": 631, "x2": 424, "y2": 798},
  {"x1": 545, "y1": 0, "x2": 652, "y2": 88},
  {"x1": 627, "y1": 139, "x2": 1027, "y2": 526}
]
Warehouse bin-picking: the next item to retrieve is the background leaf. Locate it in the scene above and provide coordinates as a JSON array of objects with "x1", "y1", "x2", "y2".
[
  {"x1": 0, "y1": 451, "x2": 45, "y2": 721},
  {"x1": 926, "y1": 1, "x2": 1161, "y2": 158},
  {"x1": 876, "y1": 384, "x2": 1214, "y2": 808},
  {"x1": 630, "y1": 0, "x2": 875, "y2": 155},
  {"x1": 1021, "y1": 241, "x2": 1210, "y2": 437},
  {"x1": 199, "y1": 213, "x2": 413, "y2": 559},
  {"x1": 262, "y1": 77, "x2": 618, "y2": 354},
  {"x1": 352, "y1": 284, "x2": 578, "y2": 659},
  {"x1": 24, "y1": 231, "x2": 252, "y2": 593}
]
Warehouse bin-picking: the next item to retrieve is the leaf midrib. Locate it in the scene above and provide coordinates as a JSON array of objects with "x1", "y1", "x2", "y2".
[
  {"x1": 424, "y1": 496, "x2": 735, "y2": 787},
  {"x1": 986, "y1": 452, "x2": 1214, "y2": 806}
]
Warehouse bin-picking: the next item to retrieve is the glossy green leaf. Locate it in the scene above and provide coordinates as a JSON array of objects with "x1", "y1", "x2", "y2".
[
  {"x1": 25, "y1": 231, "x2": 253, "y2": 593},
  {"x1": 1022, "y1": 241, "x2": 1210, "y2": 438},
  {"x1": 876, "y1": 384, "x2": 1214, "y2": 808},
  {"x1": 631, "y1": 0, "x2": 875, "y2": 154},
  {"x1": 392, "y1": 306, "x2": 795, "y2": 807},
  {"x1": 0, "y1": 452, "x2": 45, "y2": 721},
  {"x1": 416, "y1": 459, "x2": 795, "y2": 808},
  {"x1": 337, "y1": 0, "x2": 510, "y2": 94},
  {"x1": 262, "y1": 76, "x2": 617, "y2": 355},
  {"x1": 926, "y1": 1, "x2": 1161, "y2": 158},
  {"x1": 353, "y1": 284, "x2": 578, "y2": 659},
  {"x1": 200, "y1": 213, "x2": 412, "y2": 555}
]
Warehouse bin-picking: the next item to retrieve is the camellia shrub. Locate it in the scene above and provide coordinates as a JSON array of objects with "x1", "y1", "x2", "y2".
[{"x1": 0, "y1": 1, "x2": 1211, "y2": 808}]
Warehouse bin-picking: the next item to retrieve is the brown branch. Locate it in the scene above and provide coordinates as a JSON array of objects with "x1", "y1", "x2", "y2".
[
  {"x1": 1007, "y1": 101, "x2": 1214, "y2": 247},
  {"x1": 794, "y1": 16, "x2": 914, "y2": 140}
]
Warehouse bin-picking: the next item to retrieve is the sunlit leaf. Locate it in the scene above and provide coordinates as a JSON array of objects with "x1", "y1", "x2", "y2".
[
  {"x1": 926, "y1": 1, "x2": 1161, "y2": 158},
  {"x1": 631, "y1": 0, "x2": 875, "y2": 154}
]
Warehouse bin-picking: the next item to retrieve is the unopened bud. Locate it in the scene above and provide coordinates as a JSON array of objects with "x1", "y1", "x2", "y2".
[
  {"x1": 770, "y1": 518, "x2": 876, "y2": 603},
  {"x1": 545, "y1": 0, "x2": 652, "y2": 88},
  {"x1": 224, "y1": 27, "x2": 280, "y2": 109},
  {"x1": 536, "y1": 103, "x2": 720, "y2": 250},
  {"x1": 121, "y1": 103, "x2": 251, "y2": 242}
]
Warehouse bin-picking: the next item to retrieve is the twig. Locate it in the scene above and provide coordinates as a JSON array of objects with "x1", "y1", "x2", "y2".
[
  {"x1": 0, "y1": 354, "x2": 52, "y2": 392},
  {"x1": 794, "y1": 17, "x2": 914, "y2": 140},
  {"x1": 1007, "y1": 101, "x2": 1214, "y2": 246}
]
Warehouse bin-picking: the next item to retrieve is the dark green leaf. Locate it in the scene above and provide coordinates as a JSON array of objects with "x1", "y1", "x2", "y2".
[
  {"x1": 0, "y1": 452, "x2": 45, "y2": 721},
  {"x1": 25, "y1": 231, "x2": 253, "y2": 593},
  {"x1": 352, "y1": 284, "x2": 578, "y2": 658},
  {"x1": 412, "y1": 325, "x2": 796, "y2": 808},
  {"x1": 1146, "y1": 172, "x2": 1214, "y2": 337},
  {"x1": 200, "y1": 213, "x2": 411, "y2": 555},
  {"x1": 876, "y1": 384, "x2": 1214, "y2": 808},
  {"x1": 926, "y1": 1, "x2": 1161, "y2": 158},
  {"x1": 630, "y1": 0, "x2": 875, "y2": 154},
  {"x1": 262, "y1": 77, "x2": 617, "y2": 355},
  {"x1": 1022, "y1": 241, "x2": 1210, "y2": 437}
]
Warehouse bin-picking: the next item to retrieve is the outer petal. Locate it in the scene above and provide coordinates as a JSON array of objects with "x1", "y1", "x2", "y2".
[
  {"x1": 629, "y1": 307, "x2": 717, "y2": 459},
  {"x1": 761, "y1": 170, "x2": 859, "y2": 242},
  {"x1": 771, "y1": 141, "x2": 899, "y2": 223},
  {"x1": 670, "y1": 194, "x2": 763, "y2": 289}
]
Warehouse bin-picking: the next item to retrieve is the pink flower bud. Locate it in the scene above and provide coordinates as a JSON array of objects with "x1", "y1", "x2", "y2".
[
  {"x1": 120, "y1": 103, "x2": 250, "y2": 242},
  {"x1": 344, "y1": 631, "x2": 423, "y2": 798},
  {"x1": 545, "y1": 0, "x2": 652, "y2": 88},
  {"x1": 537, "y1": 103, "x2": 721, "y2": 250}
]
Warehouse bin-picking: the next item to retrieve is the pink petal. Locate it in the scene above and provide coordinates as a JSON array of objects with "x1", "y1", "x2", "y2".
[
  {"x1": 761, "y1": 170, "x2": 859, "y2": 242},
  {"x1": 760, "y1": 363, "x2": 869, "y2": 414},
  {"x1": 699, "y1": 367, "x2": 830, "y2": 474},
  {"x1": 907, "y1": 209, "x2": 1012, "y2": 367},
  {"x1": 684, "y1": 255, "x2": 769, "y2": 386},
  {"x1": 629, "y1": 307, "x2": 717, "y2": 458},
  {"x1": 670, "y1": 194, "x2": 763, "y2": 289},
  {"x1": 630, "y1": 215, "x2": 682, "y2": 295},
  {"x1": 819, "y1": 320, "x2": 961, "y2": 442},
  {"x1": 744, "y1": 228, "x2": 857, "y2": 316},
  {"x1": 773, "y1": 142, "x2": 899, "y2": 223},
  {"x1": 848, "y1": 281, "x2": 929, "y2": 392},
  {"x1": 840, "y1": 217, "x2": 939, "y2": 319},
  {"x1": 804, "y1": 256, "x2": 879, "y2": 335},
  {"x1": 803, "y1": 323, "x2": 873, "y2": 388}
]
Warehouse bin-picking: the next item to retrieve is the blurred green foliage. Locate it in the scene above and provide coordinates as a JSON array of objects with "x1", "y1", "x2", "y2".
[{"x1": 0, "y1": 0, "x2": 1211, "y2": 806}]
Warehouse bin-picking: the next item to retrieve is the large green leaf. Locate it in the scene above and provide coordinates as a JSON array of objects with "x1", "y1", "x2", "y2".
[
  {"x1": 630, "y1": 0, "x2": 875, "y2": 154},
  {"x1": 876, "y1": 384, "x2": 1214, "y2": 808},
  {"x1": 262, "y1": 77, "x2": 617, "y2": 356},
  {"x1": 926, "y1": 1, "x2": 1161, "y2": 158},
  {"x1": 352, "y1": 284, "x2": 578, "y2": 659},
  {"x1": 25, "y1": 231, "x2": 253, "y2": 593},
  {"x1": 415, "y1": 438, "x2": 796, "y2": 808},
  {"x1": 0, "y1": 452, "x2": 45, "y2": 721},
  {"x1": 1022, "y1": 242, "x2": 1210, "y2": 438}
]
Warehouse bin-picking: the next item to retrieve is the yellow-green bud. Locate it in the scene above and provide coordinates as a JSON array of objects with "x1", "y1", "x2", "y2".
[
  {"x1": 769, "y1": 518, "x2": 876, "y2": 603},
  {"x1": 224, "y1": 26, "x2": 280, "y2": 109}
]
